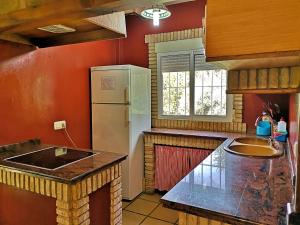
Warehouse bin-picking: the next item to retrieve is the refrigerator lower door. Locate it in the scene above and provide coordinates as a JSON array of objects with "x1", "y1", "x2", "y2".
[{"x1": 92, "y1": 104, "x2": 142, "y2": 200}]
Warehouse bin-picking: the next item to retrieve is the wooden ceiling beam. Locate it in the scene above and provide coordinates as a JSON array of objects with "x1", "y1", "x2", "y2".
[
  {"x1": 106, "y1": 0, "x2": 196, "y2": 11},
  {"x1": 0, "y1": 0, "x2": 118, "y2": 15},
  {"x1": 0, "y1": 0, "x2": 193, "y2": 15},
  {"x1": 0, "y1": 0, "x2": 196, "y2": 32},
  {"x1": 31, "y1": 28, "x2": 124, "y2": 47},
  {"x1": 0, "y1": 33, "x2": 34, "y2": 46},
  {"x1": 165, "y1": 0, "x2": 196, "y2": 5},
  {"x1": 125, "y1": 0, "x2": 195, "y2": 15},
  {"x1": 0, "y1": 0, "x2": 120, "y2": 32},
  {"x1": 3, "y1": 11, "x2": 109, "y2": 34},
  {"x1": 0, "y1": 0, "x2": 196, "y2": 47}
]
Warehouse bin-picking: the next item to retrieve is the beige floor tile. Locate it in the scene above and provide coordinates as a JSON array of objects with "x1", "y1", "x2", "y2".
[
  {"x1": 123, "y1": 210, "x2": 146, "y2": 225},
  {"x1": 126, "y1": 198, "x2": 159, "y2": 215},
  {"x1": 139, "y1": 193, "x2": 162, "y2": 203},
  {"x1": 150, "y1": 204, "x2": 178, "y2": 223},
  {"x1": 122, "y1": 201, "x2": 131, "y2": 209},
  {"x1": 141, "y1": 217, "x2": 173, "y2": 225}
]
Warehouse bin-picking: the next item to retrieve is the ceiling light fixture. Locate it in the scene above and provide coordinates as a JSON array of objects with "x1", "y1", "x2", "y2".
[{"x1": 140, "y1": 5, "x2": 171, "y2": 26}]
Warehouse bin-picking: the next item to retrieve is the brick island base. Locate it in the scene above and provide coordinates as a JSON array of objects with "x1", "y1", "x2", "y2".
[{"x1": 0, "y1": 163, "x2": 122, "y2": 225}]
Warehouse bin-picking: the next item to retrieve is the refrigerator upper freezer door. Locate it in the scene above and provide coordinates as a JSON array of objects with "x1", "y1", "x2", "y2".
[{"x1": 91, "y1": 69, "x2": 130, "y2": 104}]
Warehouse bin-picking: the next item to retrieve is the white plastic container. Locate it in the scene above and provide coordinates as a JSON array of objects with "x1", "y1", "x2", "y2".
[{"x1": 278, "y1": 117, "x2": 287, "y2": 133}]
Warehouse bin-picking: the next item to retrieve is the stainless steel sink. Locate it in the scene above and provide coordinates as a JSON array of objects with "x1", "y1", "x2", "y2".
[
  {"x1": 234, "y1": 137, "x2": 269, "y2": 146},
  {"x1": 4, "y1": 147, "x2": 96, "y2": 170},
  {"x1": 225, "y1": 144, "x2": 282, "y2": 157},
  {"x1": 224, "y1": 137, "x2": 282, "y2": 158}
]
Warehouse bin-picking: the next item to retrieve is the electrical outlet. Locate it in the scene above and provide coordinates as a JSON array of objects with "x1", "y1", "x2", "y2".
[{"x1": 54, "y1": 120, "x2": 66, "y2": 130}]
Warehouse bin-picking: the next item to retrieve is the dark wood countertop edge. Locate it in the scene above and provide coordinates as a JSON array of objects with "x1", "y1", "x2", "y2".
[
  {"x1": 0, "y1": 155, "x2": 127, "y2": 185},
  {"x1": 143, "y1": 129, "x2": 240, "y2": 140},
  {"x1": 68, "y1": 156, "x2": 127, "y2": 184}
]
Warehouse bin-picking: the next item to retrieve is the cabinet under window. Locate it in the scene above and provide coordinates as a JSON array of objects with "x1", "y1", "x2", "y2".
[
  {"x1": 158, "y1": 50, "x2": 232, "y2": 122},
  {"x1": 154, "y1": 145, "x2": 212, "y2": 191}
]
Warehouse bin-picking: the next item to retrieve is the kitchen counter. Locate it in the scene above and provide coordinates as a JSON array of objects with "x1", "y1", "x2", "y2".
[
  {"x1": 145, "y1": 129, "x2": 293, "y2": 225},
  {"x1": 0, "y1": 139, "x2": 126, "y2": 184},
  {"x1": 144, "y1": 128, "x2": 243, "y2": 139},
  {"x1": 0, "y1": 139, "x2": 125, "y2": 225}
]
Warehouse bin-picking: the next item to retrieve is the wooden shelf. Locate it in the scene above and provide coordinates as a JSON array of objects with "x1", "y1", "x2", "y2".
[
  {"x1": 227, "y1": 66, "x2": 300, "y2": 94},
  {"x1": 208, "y1": 55, "x2": 300, "y2": 71},
  {"x1": 227, "y1": 88, "x2": 300, "y2": 94}
]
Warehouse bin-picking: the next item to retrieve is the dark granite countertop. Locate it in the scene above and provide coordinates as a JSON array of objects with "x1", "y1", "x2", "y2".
[
  {"x1": 144, "y1": 128, "x2": 241, "y2": 139},
  {"x1": 0, "y1": 139, "x2": 126, "y2": 184},
  {"x1": 151, "y1": 129, "x2": 294, "y2": 225}
]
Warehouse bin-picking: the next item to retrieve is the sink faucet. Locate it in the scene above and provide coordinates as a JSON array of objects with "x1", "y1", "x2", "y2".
[
  {"x1": 268, "y1": 137, "x2": 272, "y2": 145},
  {"x1": 268, "y1": 137, "x2": 280, "y2": 150},
  {"x1": 268, "y1": 137, "x2": 275, "y2": 147}
]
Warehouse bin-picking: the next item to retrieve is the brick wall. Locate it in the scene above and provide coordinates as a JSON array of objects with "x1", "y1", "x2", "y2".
[{"x1": 228, "y1": 66, "x2": 300, "y2": 92}]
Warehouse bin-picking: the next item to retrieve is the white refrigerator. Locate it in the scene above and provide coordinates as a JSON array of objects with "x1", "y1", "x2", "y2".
[{"x1": 90, "y1": 65, "x2": 151, "y2": 200}]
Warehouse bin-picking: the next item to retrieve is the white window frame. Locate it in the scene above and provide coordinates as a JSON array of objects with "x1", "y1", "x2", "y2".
[{"x1": 157, "y1": 49, "x2": 233, "y2": 122}]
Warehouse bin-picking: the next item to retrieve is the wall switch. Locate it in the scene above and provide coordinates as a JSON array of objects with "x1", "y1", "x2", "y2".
[{"x1": 54, "y1": 120, "x2": 66, "y2": 130}]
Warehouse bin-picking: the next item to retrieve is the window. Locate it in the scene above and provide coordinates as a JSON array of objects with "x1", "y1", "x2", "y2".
[
  {"x1": 158, "y1": 50, "x2": 232, "y2": 121},
  {"x1": 161, "y1": 53, "x2": 190, "y2": 116}
]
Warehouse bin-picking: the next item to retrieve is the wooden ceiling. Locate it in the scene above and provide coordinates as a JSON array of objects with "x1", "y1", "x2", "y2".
[{"x1": 0, "y1": 0, "x2": 195, "y2": 47}]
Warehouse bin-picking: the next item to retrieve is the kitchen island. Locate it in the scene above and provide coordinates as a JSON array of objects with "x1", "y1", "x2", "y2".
[
  {"x1": 144, "y1": 129, "x2": 293, "y2": 225},
  {"x1": 0, "y1": 139, "x2": 126, "y2": 225}
]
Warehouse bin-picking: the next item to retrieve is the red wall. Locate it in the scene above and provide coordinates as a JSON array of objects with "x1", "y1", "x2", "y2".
[
  {"x1": 0, "y1": 40, "x2": 120, "y2": 147},
  {"x1": 289, "y1": 94, "x2": 298, "y2": 170},
  {"x1": 0, "y1": 181, "x2": 111, "y2": 225},
  {"x1": 243, "y1": 94, "x2": 290, "y2": 130},
  {"x1": 89, "y1": 183, "x2": 110, "y2": 225},
  {"x1": 0, "y1": 184, "x2": 56, "y2": 225},
  {"x1": 119, "y1": 0, "x2": 205, "y2": 67},
  {"x1": 0, "y1": 0, "x2": 205, "y2": 148},
  {"x1": 289, "y1": 94, "x2": 297, "y2": 144}
]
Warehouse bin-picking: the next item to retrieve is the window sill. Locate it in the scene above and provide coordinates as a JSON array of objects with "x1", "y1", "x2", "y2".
[{"x1": 157, "y1": 115, "x2": 233, "y2": 123}]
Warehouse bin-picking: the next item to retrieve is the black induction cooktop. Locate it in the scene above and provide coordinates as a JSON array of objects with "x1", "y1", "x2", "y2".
[{"x1": 4, "y1": 147, "x2": 95, "y2": 170}]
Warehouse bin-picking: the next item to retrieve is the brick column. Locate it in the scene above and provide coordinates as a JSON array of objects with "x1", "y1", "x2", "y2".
[
  {"x1": 56, "y1": 196, "x2": 90, "y2": 225},
  {"x1": 110, "y1": 175, "x2": 122, "y2": 225},
  {"x1": 144, "y1": 140, "x2": 155, "y2": 193}
]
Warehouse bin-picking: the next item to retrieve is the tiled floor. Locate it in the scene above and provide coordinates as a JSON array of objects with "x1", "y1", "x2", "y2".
[{"x1": 122, "y1": 193, "x2": 179, "y2": 225}]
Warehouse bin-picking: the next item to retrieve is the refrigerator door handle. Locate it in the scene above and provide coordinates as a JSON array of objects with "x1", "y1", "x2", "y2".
[
  {"x1": 125, "y1": 106, "x2": 131, "y2": 125},
  {"x1": 124, "y1": 87, "x2": 129, "y2": 104}
]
